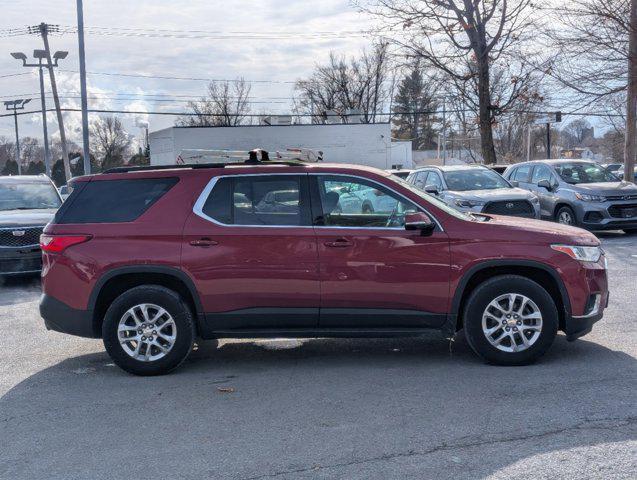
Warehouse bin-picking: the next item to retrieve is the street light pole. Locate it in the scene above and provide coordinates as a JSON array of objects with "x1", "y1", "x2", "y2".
[
  {"x1": 4, "y1": 99, "x2": 32, "y2": 175},
  {"x1": 11, "y1": 43, "x2": 68, "y2": 180},
  {"x1": 77, "y1": 0, "x2": 91, "y2": 174}
]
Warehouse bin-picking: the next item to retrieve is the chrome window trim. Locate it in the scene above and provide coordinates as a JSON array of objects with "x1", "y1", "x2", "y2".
[{"x1": 192, "y1": 172, "x2": 444, "y2": 232}]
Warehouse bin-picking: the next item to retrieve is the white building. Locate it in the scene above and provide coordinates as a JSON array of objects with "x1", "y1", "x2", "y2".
[{"x1": 149, "y1": 123, "x2": 413, "y2": 170}]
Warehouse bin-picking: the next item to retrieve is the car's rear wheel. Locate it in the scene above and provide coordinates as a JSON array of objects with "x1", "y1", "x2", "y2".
[
  {"x1": 463, "y1": 275, "x2": 558, "y2": 365},
  {"x1": 102, "y1": 285, "x2": 195, "y2": 376},
  {"x1": 556, "y1": 206, "x2": 577, "y2": 226}
]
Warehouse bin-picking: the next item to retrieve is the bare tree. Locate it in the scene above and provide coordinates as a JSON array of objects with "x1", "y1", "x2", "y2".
[
  {"x1": 547, "y1": 0, "x2": 628, "y2": 104},
  {"x1": 177, "y1": 79, "x2": 252, "y2": 127},
  {"x1": 294, "y1": 42, "x2": 392, "y2": 123},
  {"x1": 90, "y1": 115, "x2": 132, "y2": 171},
  {"x1": 562, "y1": 119, "x2": 594, "y2": 147},
  {"x1": 364, "y1": 0, "x2": 544, "y2": 163}
]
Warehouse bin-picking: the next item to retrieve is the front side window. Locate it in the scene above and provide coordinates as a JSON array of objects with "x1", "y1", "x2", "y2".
[
  {"x1": 443, "y1": 168, "x2": 511, "y2": 191},
  {"x1": 531, "y1": 164, "x2": 554, "y2": 184},
  {"x1": 426, "y1": 172, "x2": 444, "y2": 190},
  {"x1": 553, "y1": 162, "x2": 619, "y2": 184},
  {"x1": 315, "y1": 175, "x2": 418, "y2": 228},
  {"x1": 0, "y1": 181, "x2": 61, "y2": 211},
  {"x1": 202, "y1": 175, "x2": 310, "y2": 226}
]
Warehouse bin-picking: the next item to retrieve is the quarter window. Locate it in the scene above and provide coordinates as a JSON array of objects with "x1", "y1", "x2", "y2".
[
  {"x1": 201, "y1": 175, "x2": 310, "y2": 226},
  {"x1": 315, "y1": 176, "x2": 418, "y2": 228}
]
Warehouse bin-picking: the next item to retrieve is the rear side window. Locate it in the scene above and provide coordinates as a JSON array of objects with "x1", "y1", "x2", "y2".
[
  {"x1": 512, "y1": 165, "x2": 532, "y2": 182},
  {"x1": 200, "y1": 175, "x2": 310, "y2": 226},
  {"x1": 56, "y1": 178, "x2": 178, "y2": 224}
]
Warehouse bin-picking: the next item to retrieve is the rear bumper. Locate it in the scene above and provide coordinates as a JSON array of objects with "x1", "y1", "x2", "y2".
[{"x1": 39, "y1": 294, "x2": 98, "y2": 338}]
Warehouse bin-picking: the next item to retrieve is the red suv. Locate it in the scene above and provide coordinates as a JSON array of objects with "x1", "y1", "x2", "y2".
[{"x1": 39, "y1": 158, "x2": 608, "y2": 375}]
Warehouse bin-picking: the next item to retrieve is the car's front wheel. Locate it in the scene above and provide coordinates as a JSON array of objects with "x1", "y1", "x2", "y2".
[
  {"x1": 463, "y1": 275, "x2": 558, "y2": 365},
  {"x1": 556, "y1": 205, "x2": 577, "y2": 226},
  {"x1": 102, "y1": 285, "x2": 195, "y2": 376}
]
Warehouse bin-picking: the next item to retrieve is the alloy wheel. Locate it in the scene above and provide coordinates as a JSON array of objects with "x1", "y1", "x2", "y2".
[
  {"x1": 558, "y1": 211, "x2": 573, "y2": 225},
  {"x1": 481, "y1": 293, "x2": 543, "y2": 353},
  {"x1": 117, "y1": 303, "x2": 177, "y2": 362}
]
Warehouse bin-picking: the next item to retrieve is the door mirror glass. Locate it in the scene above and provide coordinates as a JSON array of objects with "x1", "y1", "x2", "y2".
[
  {"x1": 510, "y1": 180, "x2": 519, "y2": 187},
  {"x1": 424, "y1": 184, "x2": 439, "y2": 195},
  {"x1": 404, "y1": 212, "x2": 435, "y2": 236},
  {"x1": 537, "y1": 179, "x2": 552, "y2": 191}
]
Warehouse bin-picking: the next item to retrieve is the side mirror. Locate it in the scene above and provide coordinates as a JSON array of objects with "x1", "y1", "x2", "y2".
[
  {"x1": 405, "y1": 212, "x2": 436, "y2": 236},
  {"x1": 424, "y1": 184, "x2": 440, "y2": 195},
  {"x1": 537, "y1": 179, "x2": 552, "y2": 191},
  {"x1": 510, "y1": 180, "x2": 519, "y2": 187}
]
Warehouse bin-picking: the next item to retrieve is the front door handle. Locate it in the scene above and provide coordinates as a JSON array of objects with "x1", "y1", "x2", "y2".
[
  {"x1": 324, "y1": 239, "x2": 352, "y2": 248},
  {"x1": 189, "y1": 238, "x2": 218, "y2": 247}
]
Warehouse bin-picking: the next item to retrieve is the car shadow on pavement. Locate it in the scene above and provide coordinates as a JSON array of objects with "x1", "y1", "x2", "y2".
[
  {"x1": 1, "y1": 333, "x2": 635, "y2": 479},
  {"x1": 0, "y1": 274, "x2": 41, "y2": 306}
]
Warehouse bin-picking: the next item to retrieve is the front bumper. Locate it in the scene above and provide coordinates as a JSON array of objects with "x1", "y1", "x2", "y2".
[
  {"x1": 564, "y1": 293, "x2": 607, "y2": 341},
  {"x1": 0, "y1": 246, "x2": 42, "y2": 275},
  {"x1": 577, "y1": 200, "x2": 637, "y2": 230},
  {"x1": 39, "y1": 294, "x2": 98, "y2": 338}
]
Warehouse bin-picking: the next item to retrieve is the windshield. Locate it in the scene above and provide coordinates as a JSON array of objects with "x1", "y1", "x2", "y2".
[
  {"x1": 553, "y1": 162, "x2": 619, "y2": 184},
  {"x1": 0, "y1": 181, "x2": 61, "y2": 211},
  {"x1": 443, "y1": 168, "x2": 511, "y2": 191},
  {"x1": 388, "y1": 175, "x2": 471, "y2": 221}
]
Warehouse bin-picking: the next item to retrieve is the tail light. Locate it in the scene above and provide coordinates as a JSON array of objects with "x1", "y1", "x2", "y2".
[{"x1": 40, "y1": 234, "x2": 92, "y2": 253}]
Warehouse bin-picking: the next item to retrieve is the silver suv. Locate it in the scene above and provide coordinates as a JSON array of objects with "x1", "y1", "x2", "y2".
[
  {"x1": 406, "y1": 165, "x2": 540, "y2": 218},
  {"x1": 503, "y1": 159, "x2": 637, "y2": 233}
]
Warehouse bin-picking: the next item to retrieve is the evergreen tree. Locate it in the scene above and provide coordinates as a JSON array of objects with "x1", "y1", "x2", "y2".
[{"x1": 392, "y1": 65, "x2": 439, "y2": 150}]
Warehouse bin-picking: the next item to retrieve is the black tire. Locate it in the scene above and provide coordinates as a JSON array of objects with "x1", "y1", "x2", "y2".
[
  {"x1": 463, "y1": 275, "x2": 558, "y2": 366},
  {"x1": 623, "y1": 229, "x2": 637, "y2": 235},
  {"x1": 102, "y1": 285, "x2": 195, "y2": 376},
  {"x1": 556, "y1": 205, "x2": 577, "y2": 227},
  {"x1": 362, "y1": 202, "x2": 374, "y2": 214}
]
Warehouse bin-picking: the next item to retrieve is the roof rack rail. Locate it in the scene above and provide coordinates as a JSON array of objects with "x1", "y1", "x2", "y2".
[{"x1": 102, "y1": 160, "x2": 309, "y2": 175}]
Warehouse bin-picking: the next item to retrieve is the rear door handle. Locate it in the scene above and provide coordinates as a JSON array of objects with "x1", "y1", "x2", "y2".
[
  {"x1": 324, "y1": 239, "x2": 352, "y2": 248},
  {"x1": 189, "y1": 238, "x2": 218, "y2": 247}
]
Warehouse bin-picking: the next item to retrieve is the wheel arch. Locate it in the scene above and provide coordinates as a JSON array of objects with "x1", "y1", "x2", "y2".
[
  {"x1": 450, "y1": 260, "x2": 571, "y2": 333},
  {"x1": 89, "y1": 266, "x2": 203, "y2": 337}
]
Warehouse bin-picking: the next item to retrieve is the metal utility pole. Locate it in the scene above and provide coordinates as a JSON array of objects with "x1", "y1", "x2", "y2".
[
  {"x1": 33, "y1": 23, "x2": 72, "y2": 182},
  {"x1": 76, "y1": 0, "x2": 91, "y2": 174},
  {"x1": 546, "y1": 123, "x2": 551, "y2": 159},
  {"x1": 625, "y1": 0, "x2": 637, "y2": 183},
  {"x1": 442, "y1": 98, "x2": 447, "y2": 165},
  {"x1": 4, "y1": 99, "x2": 32, "y2": 175}
]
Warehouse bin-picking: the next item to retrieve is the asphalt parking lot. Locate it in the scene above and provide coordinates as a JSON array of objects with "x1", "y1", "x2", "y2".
[{"x1": 0, "y1": 233, "x2": 636, "y2": 480}]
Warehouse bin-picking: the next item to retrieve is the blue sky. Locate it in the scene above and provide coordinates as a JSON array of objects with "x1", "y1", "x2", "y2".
[{"x1": 0, "y1": 0, "x2": 373, "y2": 147}]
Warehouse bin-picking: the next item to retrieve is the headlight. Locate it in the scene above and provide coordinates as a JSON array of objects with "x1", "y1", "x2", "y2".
[
  {"x1": 455, "y1": 199, "x2": 485, "y2": 208},
  {"x1": 551, "y1": 244, "x2": 602, "y2": 263},
  {"x1": 575, "y1": 193, "x2": 605, "y2": 202}
]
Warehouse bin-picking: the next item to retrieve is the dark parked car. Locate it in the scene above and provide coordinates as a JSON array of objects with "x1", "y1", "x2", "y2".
[
  {"x1": 0, "y1": 175, "x2": 62, "y2": 275},
  {"x1": 40, "y1": 157, "x2": 607, "y2": 375},
  {"x1": 503, "y1": 159, "x2": 637, "y2": 232},
  {"x1": 406, "y1": 165, "x2": 540, "y2": 218}
]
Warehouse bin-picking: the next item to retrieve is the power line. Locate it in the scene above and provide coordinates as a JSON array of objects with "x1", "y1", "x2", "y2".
[
  {"x1": 0, "y1": 107, "x2": 625, "y2": 119},
  {"x1": 57, "y1": 68, "x2": 298, "y2": 84}
]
